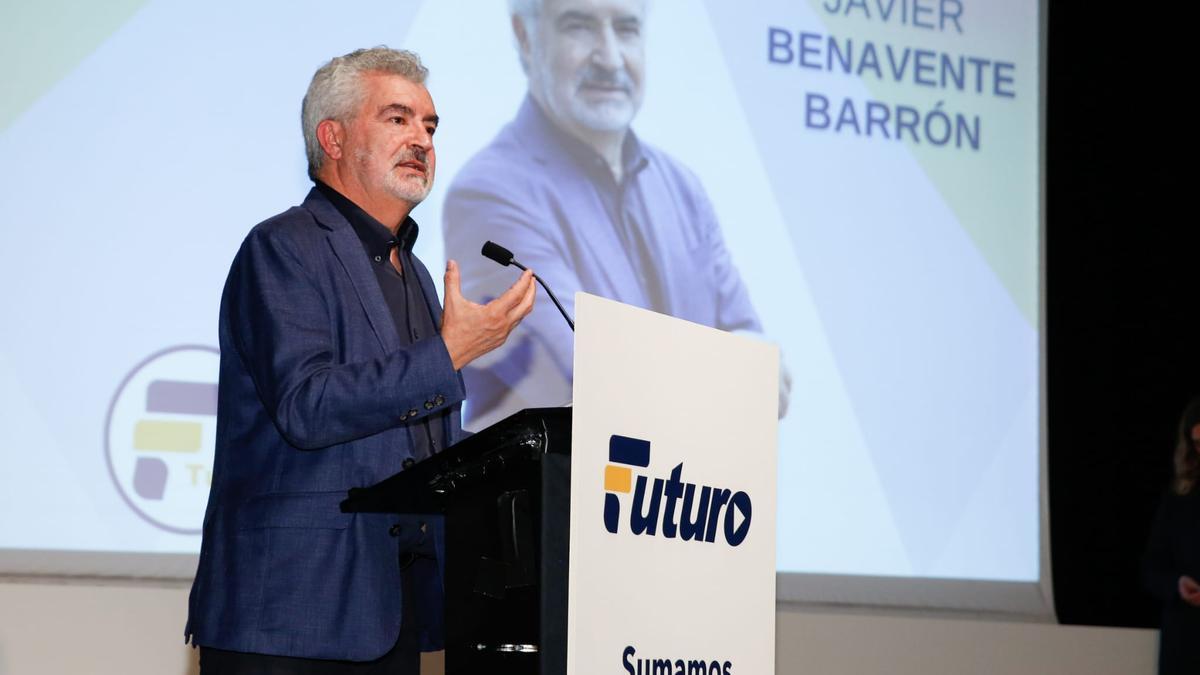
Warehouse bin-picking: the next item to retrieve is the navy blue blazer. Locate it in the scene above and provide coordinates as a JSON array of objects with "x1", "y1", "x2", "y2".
[{"x1": 185, "y1": 188, "x2": 464, "y2": 661}]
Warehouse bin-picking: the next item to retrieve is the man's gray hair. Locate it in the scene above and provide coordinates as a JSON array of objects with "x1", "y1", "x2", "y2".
[
  {"x1": 508, "y1": 0, "x2": 542, "y2": 17},
  {"x1": 302, "y1": 46, "x2": 428, "y2": 180},
  {"x1": 508, "y1": 0, "x2": 544, "y2": 74}
]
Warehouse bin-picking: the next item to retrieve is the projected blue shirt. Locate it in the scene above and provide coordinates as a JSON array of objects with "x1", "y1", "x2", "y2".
[{"x1": 443, "y1": 97, "x2": 762, "y2": 429}]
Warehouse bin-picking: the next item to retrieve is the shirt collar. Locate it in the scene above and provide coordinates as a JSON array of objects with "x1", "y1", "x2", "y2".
[
  {"x1": 519, "y1": 95, "x2": 648, "y2": 183},
  {"x1": 314, "y1": 181, "x2": 420, "y2": 261}
]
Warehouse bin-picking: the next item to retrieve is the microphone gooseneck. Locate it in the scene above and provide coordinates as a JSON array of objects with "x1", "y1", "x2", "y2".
[{"x1": 480, "y1": 240, "x2": 575, "y2": 332}]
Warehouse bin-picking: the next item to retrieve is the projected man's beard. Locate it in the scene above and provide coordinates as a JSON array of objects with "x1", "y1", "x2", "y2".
[{"x1": 540, "y1": 60, "x2": 643, "y2": 134}]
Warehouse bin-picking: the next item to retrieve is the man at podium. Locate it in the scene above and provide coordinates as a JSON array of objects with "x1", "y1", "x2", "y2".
[{"x1": 185, "y1": 47, "x2": 535, "y2": 673}]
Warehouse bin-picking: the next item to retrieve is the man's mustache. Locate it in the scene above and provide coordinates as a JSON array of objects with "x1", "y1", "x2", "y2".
[
  {"x1": 577, "y1": 65, "x2": 634, "y2": 91},
  {"x1": 394, "y1": 148, "x2": 428, "y2": 173}
]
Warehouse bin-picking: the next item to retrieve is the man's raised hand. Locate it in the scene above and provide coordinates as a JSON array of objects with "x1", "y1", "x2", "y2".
[{"x1": 441, "y1": 259, "x2": 536, "y2": 371}]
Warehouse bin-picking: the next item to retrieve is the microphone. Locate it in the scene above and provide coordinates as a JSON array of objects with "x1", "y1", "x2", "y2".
[
  {"x1": 481, "y1": 241, "x2": 515, "y2": 267},
  {"x1": 481, "y1": 240, "x2": 575, "y2": 331}
]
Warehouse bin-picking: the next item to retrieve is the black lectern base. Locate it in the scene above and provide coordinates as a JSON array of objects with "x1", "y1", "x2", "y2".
[{"x1": 343, "y1": 408, "x2": 572, "y2": 675}]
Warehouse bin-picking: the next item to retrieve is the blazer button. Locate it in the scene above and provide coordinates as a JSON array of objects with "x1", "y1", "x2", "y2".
[
  {"x1": 389, "y1": 523, "x2": 402, "y2": 537},
  {"x1": 402, "y1": 457, "x2": 415, "y2": 469},
  {"x1": 408, "y1": 408, "x2": 418, "y2": 417},
  {"x1": 424, "y1": 401, "x2": 434, "y2": 410},
  {"x1": 434, "y1": 395, "x2": 445, "y2": 405},
  {"x1": 399, "y1": 412, "x2": 408, "y2": 421}
]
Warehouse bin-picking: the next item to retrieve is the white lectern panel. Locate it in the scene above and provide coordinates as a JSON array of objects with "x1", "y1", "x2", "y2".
[{"x1": 569, "y1": 293, "x2": 778, "y2": 675}]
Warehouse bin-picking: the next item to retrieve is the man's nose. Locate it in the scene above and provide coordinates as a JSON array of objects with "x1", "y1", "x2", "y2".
[
  {"x1": 410, "y1": 126, "x2": 433, "y2": 152},
  {"x1": 591, "y1": 23, "x2": 623, "y2": 70}
]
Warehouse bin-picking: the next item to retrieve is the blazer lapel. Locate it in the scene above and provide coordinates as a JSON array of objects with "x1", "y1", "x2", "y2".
[
  {"x1": 405, "y1": 252, "x2": 467, "y2": 444},
  {"x1": 409, "y1": 254, "x2": 443, "y2": 329},
  {"x1": 303, "y1": 189, "x2": 401, "y2": 354}
]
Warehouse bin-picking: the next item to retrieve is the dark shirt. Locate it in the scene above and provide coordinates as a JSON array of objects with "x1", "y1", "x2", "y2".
[{"x1": 315, "y1": 181, "x2": 446, "y2": 464}]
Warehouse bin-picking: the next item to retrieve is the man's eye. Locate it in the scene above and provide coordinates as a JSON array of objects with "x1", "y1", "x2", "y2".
[
  {"x1": 426, "y1": 127, "x2": 437, "y2": 136},
  {"x1": 390, "y1": 116, "x2": 406, "y2": 124},
  {"x1": 561, "y1": 20, "x2": 592, "y2": 34}
]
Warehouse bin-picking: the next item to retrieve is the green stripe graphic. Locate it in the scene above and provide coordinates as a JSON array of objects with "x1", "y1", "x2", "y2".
[{"x1": 1, "y1": 0, "x2": 151, "y2": 132}]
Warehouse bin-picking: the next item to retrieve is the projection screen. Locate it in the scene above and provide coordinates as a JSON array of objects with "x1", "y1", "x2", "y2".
[{"x1": 0, "y1": 0, "x2": 1046, "y2": 615}]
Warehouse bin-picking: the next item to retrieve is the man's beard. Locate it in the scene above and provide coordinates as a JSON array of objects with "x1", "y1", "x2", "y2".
[
  {"x1": 541, "y1": 62, "x2": 641, "y2": 133},
  {"x1": 359, "y1": 147, "x2": 433, "y2": 205}
]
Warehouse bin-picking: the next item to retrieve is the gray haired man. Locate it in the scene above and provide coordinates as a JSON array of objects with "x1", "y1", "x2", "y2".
[{"x1": 186, "y1": 46, "x2": 535, "y2": 672}]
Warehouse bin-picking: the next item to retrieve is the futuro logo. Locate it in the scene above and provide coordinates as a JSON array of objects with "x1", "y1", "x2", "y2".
[{"x1": 602, "y1": 435, "x2": 753, "y2": 546}]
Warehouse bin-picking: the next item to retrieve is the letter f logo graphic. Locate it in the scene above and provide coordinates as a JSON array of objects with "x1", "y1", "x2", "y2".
[{"x1": 603, "y1": 435, "x2": 651, "y2": 534}]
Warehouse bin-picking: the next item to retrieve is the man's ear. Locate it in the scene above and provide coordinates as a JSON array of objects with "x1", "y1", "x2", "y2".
[
  {"x1": 316, "y1": 119, "x2": 344, "y2": 162},
  {"x1": 512, "y1": 14, "x2": 533, "y2": 71}
]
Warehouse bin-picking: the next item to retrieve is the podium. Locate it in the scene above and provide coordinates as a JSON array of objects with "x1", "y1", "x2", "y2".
[
  {"x1": 343, "y1": 294, "x2": 778, "y2": 675},
  {"x1": 341, "y1": 407, "x2": 573, "y2": 673}
]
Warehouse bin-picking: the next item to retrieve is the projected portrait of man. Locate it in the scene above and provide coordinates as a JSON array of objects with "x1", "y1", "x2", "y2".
[{"x1": 443, "y1": 0, "x2": 789, "y2": 429}]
